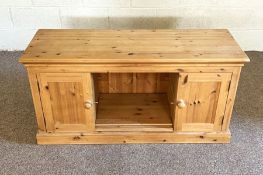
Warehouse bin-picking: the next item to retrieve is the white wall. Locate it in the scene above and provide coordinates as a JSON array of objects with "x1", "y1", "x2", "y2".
[{"x1": 0, "y1": 0, "x2": 263, "y2": 51}]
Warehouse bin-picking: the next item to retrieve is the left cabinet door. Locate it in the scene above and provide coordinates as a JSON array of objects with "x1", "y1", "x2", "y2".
[{"x1": 38, "y1": 73, "x2": 95, "y2": 132}]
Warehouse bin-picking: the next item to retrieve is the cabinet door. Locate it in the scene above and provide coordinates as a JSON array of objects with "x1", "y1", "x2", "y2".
[
  {"x1": 38, "y1": 73, "x2": 95, "y2": 132},
  {"x1": 175, "y1": 73, "x2": 231, "y2": 132}
]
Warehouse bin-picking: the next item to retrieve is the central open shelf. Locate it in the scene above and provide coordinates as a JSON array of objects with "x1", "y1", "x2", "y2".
[
  {"x1": 93, "y1": 73, "x2": 178, "y2": 132},
  {"x1": 96, "y1": 93, "x2": 173, "y2": 132}
]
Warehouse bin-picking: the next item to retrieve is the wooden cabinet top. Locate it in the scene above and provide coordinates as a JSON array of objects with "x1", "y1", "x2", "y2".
[{"x1": 20, "y1": 29, "x2": 249, "y2": 64}]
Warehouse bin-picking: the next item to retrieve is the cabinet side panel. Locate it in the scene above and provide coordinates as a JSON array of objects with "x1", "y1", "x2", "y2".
[
  {"x1": 167, "y1": 73, "x2": 179, "y2": 128},
  {"x1": 83, "y1": 73, "x2": 96, "y2": 131},
  {"x1": 27, "y1": 69, "x2": 46, "y2": 132},
  {"x1": 222, "y1": 67, "x2": 241, "y2": 131}
]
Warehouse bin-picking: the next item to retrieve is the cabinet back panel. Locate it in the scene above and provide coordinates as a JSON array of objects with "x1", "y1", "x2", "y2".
[{"x1": 95, "y1": 73, "x2": 169, "y2": 93}]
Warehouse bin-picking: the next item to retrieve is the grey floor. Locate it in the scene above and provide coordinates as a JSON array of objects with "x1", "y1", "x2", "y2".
[{"x1": 0, "y1": 51, "x2": 262, "y2": 175}]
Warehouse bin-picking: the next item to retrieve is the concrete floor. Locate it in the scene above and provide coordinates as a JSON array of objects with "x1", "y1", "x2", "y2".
[{"x1": 0, "y1": 51, "x2": 262, "y2": 175}]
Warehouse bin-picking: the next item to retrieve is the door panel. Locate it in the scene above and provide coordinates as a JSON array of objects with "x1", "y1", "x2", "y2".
[
  {"x1": 175, "y1": 73, "x2": 231, "y2": 132},
  {"x1": 38, "y1": 73, "x2": 95, "y2": 132}
]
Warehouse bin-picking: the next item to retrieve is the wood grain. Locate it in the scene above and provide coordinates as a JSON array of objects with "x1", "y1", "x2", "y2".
[
  {"x1": 175, "y1": 73, "x2": 232, "y2": 132},
  {"x1": 96, "y1": 73, "x2": 169, "y2": 93},
  {"x1": 27, "y1": 69, "x2": 46, "y2": 132},
  {"x1": 96, "y1": 93, "x2": 172, "y2": 132},
  {"x1": 20, "y1": 29, "x2": 249, "y2": 144},
  {"x1": 37, "y1": 131, "x2": 231, "y2": 144},
  {"x1": 20, "y1": 29, "x2": 249, "y2": 64},
  {"x1": 37, "y1": 73, "x2": 95, "y2": 132},
  {"x1": 222, "y1": 67, "x2": 242, "y2": 131}
]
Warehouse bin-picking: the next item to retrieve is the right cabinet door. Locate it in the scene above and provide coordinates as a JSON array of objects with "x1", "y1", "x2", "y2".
[{"x1": 175, "y1": 73, "x2": 231, "y2": 132}]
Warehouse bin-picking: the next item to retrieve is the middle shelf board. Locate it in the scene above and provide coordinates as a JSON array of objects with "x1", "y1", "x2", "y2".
[{"x1": 95, "y1": 93, "x2": 173, "y2": 132}]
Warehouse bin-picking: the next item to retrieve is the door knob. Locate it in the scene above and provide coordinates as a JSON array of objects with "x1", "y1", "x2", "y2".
[
  {"x1": 177, "y1": 99, "x2": 186, "y2": 108},
  {"x1": 84, "y1": 100, "x2": 92, "y2": 109}
]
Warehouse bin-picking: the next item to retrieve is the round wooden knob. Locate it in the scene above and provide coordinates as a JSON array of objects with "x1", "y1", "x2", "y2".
[
  {"x1": 177, "y1": 99, "x2": 186, "y2": 108},
  {"x1": 84, "y1": 101, "x2": 92, "y2": 109}
]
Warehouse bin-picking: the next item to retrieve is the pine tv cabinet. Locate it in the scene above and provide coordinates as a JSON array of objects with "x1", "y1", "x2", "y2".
[{"x1": 20, "y1": 29, "x2": 249, "y2": 144}]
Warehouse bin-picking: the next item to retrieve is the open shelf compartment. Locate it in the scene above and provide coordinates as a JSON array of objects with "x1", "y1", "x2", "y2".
[{"x1": 93, "y1": 73, "x2": 178, "y2": 132}]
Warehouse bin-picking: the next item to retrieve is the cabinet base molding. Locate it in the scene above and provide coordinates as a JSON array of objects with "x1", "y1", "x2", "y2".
[{"x1": 37, "y1": 131, "x2": 231, "y2": 144}]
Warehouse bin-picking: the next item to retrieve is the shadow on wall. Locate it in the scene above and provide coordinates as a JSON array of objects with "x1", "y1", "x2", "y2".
[
  {"x1": 62, "y1": 16, "x2": 252, "y2": 29},
  {"x1": 62, "y1": 17, "x2": 178, "y2": 29}
]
